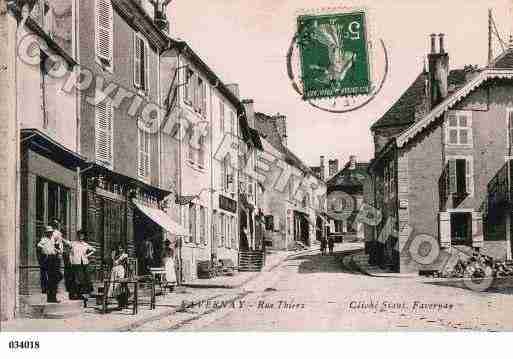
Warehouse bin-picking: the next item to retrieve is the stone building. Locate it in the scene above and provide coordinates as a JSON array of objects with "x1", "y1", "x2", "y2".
[
  {"x1": 78, "y1": 0, "x2": 173, "y2": 278},
  {"x1": 368, "y1": 34, "x2": 513, "y2": 272},
  {"x1": 255, "y1": 112, "x2": 327, "y2": 250},
  {"x1": 6, "y1": 0, "x2": 85, "y2": 314},
  {"x1": 160, "y1": 37, "x2": 250, "y2": 281},
  {"x1": 326, "y1": 156, "x2": 370, "y2": 240}
]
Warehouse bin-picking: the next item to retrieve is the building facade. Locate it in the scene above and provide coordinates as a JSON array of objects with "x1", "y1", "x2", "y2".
[
  {"x1": 15, "y1": 0, "x2": 85, "y2": 306},
  {"x1": 254, "y1": 112, "x2": 327, "y2": 250},
  {"x1": 368, "y1": 34, "x2": 513, "y2": 273},
  {"x1": 78, "y1": 0, "x2": 171, "y2": 278},
  {"x1": 326, "y1": 156, "x2": 369, "y2": 240}
]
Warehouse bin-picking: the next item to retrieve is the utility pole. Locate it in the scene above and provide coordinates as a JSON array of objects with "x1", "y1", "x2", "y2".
[{"x1": 0, "y1": 0, "x2": 20, "y2": 321}]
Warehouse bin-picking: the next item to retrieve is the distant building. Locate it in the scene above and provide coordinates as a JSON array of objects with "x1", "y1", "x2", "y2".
[
  {"x1": 326, "y1": 156, "x2": 370, "y2": 240},
  {"x1": 255, "y1": 112, "x2": 327, "y2": 250}
]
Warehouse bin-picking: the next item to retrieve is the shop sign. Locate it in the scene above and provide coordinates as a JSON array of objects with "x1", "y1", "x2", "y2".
[{"x1": 219, "y1": 194, "x2": 237, "y2": 213}]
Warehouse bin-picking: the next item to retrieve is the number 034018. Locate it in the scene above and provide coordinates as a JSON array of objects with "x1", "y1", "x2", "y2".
[{"x1": 8, "y1": 340, "x2": 40, "y2": 350}]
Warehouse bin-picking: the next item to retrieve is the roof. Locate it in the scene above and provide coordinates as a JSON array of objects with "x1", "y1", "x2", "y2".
[
  {"x1": 254, "y1": 112, "x2": 324, "y2": 181},
  {"x1": 397, "y1": 68, "x2": 513, "y2": 148},
  {"x1": 327, "y1": 161, "x2": 369, "y2": 189},
  {"x1": 371, "y1": 69, "x2": 470, "y2": 131},
  {"x1": 21, "y1": 128, "x2": 86, "y2": 170},
  {"x1": 112, "y1": 0, "x2": 170, "y2": 51}
]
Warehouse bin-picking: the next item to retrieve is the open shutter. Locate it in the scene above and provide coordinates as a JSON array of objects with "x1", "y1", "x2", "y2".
[
  {"x1": 95, "y1": 99, "x2": 113, "y2": 166},
  {"x1": 465, "y1": 158, "x2": 473, "y2": 195},
  {"x1": 439, "y1": 212, "x2": 451, "y2": 248},
  {"x1": 448, "y1": 159, "x2": 457, "y2": 194},
  {"x1": 144, "y1": 42, "x2": 149, "y2": 93},
  {"x1": 201, "y1": 81, "x2": 207, "y2": 116},
  {"x1": 509, "y1": 111, "x2": 513, "y2": 154},
  {"x1": 133, "y1": 34, "x2": 142, "y2": 88},
  {"x1": 95, "y1": 0, "x2": 113, "y2": 66}
]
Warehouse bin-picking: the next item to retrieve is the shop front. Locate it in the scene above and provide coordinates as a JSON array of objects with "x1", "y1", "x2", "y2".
[
  {"x1": 19, "y1": 129, "x2": 86, "y2": 297},
  {"x1": 81, "y1": 165, "x2": 171, "y2": 282}
]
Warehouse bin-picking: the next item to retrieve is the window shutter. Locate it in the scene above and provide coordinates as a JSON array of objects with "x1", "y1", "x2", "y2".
[
  {"x1": 220, "y1": 101, "x2": 225, "y2": 132},
  {"x1": 134, "y1": 34, "x2": 141, "y2": 88},
  {"x1": 448, "y1": 159, "x2": 457, "y2": 194},
  {"x1": 439, "y1": 212, "x2": 451, "y2": 247},
  {"x1": 95, "y1": 0, "x2": 113, "y2": 66},
  {"x1": 509, "y1": 111, "x2": 513, "y2": 152},
  {"x1": 465, "y1": 158, "x2": 473, "y2": 195},
  {"x1": 144, "y1": 42, "x2": 149, "y2": 93},
  {"x1": 95, "y1": 99, "x2": 113, "y2": 166},
  {"x1": 201, "y1": 81, "x2": 207, "y2": 115}
]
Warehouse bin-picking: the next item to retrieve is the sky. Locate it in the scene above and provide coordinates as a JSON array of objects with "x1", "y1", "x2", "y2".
[{"x1": 167, "y1": 0, "x2": 513, "y2": 168}]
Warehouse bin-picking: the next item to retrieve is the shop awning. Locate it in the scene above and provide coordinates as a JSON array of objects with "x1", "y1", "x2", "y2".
[{"x1": 133, "y1": 200, "x2": 189, "y2": 237}]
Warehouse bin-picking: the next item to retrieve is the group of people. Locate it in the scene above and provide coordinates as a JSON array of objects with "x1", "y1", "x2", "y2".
[
  {"x1": 37, "y1": 220, "x2": 95, "y2": 305},
  {"x1": 320, "y1": 236, "x2": 335, "y2": 256},
  {"x1": 37, "y1": 220, "x2": 178, "y2": 309}
]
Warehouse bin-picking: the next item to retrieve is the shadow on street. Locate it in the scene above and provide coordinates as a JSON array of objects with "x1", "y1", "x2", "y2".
[{"x1": 285, "y1": 251, "x2": 360, "y2": 274}]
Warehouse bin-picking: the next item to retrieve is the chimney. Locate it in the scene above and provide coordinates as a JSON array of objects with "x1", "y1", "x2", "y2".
[
  {"x1": 273, "y1": 113, "x2": 287, "y2": 146},
  {"x1": 328, "y1": 159, "x2": 339, "y2": 177},
  {"x1": 427, "y1": 33, "x2": 449, "y2": 108},
  {"x1": 226, "y1": 83, "x2": 240, "y2": 99},
  {"x1": 153, "y1": 0, "x2": 172, "y2": 34},
  {"x1": 349, "y1": 155, "x2": 357, "y2": 170},
  {"x1": 320, "y1": 156, "x2": 325, "y2": 180},
  {"x1": 241, "y1": 99, "x2": 255, "y2": 128}
]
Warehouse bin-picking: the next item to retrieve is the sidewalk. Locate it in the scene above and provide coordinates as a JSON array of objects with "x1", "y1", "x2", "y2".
[
  {"x1": 343, "y1": 250, "x2": 419, "y2": 278},
  {"x1": 182, "y1": 250, "x2": 294, "y2": 289},
  {"x1": 1, "y1": 250, "x2": 295, "y2": 332}
]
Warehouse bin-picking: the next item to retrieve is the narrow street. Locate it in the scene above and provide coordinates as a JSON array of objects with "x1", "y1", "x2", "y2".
[{"x1": 136, "y1": 244, "x2": 513, "y2": 331}]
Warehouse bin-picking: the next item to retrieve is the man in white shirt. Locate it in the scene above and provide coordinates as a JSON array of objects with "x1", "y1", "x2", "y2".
[
  {"x1": 62, "y1": 230, "x2": 96, "y2": 303},
  {"x1": 51, "y1": 219, "x2": 69, "y2": 295},
  {"x1": 37, "y1": 225, "x2": 63, "y2": 303}
]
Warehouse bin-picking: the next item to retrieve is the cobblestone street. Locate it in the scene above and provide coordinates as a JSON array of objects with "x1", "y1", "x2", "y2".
[{"x1": 144, "y1": 244, "x2": 513, "y2": 331}]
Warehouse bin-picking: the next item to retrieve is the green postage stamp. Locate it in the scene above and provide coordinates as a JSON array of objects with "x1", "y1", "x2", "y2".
[{"x1": 297, "y1": 11, "x2": 371, "y2": 100}]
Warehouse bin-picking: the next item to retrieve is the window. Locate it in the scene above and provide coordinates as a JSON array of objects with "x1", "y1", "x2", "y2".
[
  {"x1": 226, "y1": 215, "x2": 231, "y2": 248},
  {"x1": 200, "y1": 206, "x2": 206, "y2": 245},
  {"x1": 220, "y1": 213, "x2": 225, "y2": 247},
  {"x1": 188, "y1": 203, "x2": 196, "y2": 243},
  {"x1": 447, "y1": 157, "x2": 473, "y2": 197},
  {"x1": 134, "y1": 33, "x2": 149, "y2": 92},
  {"x1": 138, "y1": 127, "x2": 151, "y2": 180},
  {"x1": 222, "y1": 154, "x2": 233, "y2": 192},
  {"x1": 95, "y1": 98, "x2": 114, "y2": 167},
  {"x1": 450, "y1": 212, "x2": 472, "y2": 245},
  {"x1": 446, "y1": 111, "x2": 472, "y2": 146},
  {"x1": 231, "y1": 217, "x2": 237, "y2": 249},
  {"x1": 184, "y1": 68, "x2": 194, "y2": 104},
  {"x1": 198, "y1": 135, "x2": 205, "y2": 168},
  {"x1": 219, "y1": 101, "x2": 225, "y2": 132},
  {"x1": 195, "y1": 77, "x2": 207, "y2": 116},
  {"x1": 95, "y1": 0, "x2": 113, "y2": 69},
  {"x1": 35, "y1": 176, "x2": 70, "y2": 240},
  {"x1": 230, "y1": 111, "x2": 235, "y2": 134}
]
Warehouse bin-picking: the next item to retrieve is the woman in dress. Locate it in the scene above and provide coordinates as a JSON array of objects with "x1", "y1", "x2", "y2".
[
  {"x1": 109, "y1": 244, "x2": 129, "y2": 309},
  {"x1": 162, "y1": 240, "x2": 177, "y2": 289}
]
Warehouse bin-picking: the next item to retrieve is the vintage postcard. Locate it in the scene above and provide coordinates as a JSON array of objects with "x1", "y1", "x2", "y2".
[{"x1": 3, "y1": 1, "x2": 513, "y2": 346}]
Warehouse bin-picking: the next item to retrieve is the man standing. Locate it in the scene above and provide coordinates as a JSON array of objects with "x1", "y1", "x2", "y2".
[
  {"x1": 142, "y1": 237, "x2": 154, "y2": 274},
  {"x1": 52, "y1": 219, "x2": 71, "y2": 295},
  {"x1": 63, "y1": 230, "x2": 95, "y2": 306},
  {"x1": 38, "y1": 225, "x2": 63, "y2": 303}
]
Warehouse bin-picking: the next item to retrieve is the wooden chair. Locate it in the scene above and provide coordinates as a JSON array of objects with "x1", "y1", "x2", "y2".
[{"x1": 100, "y1": 257, "x2": 140, "y2": 314}]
